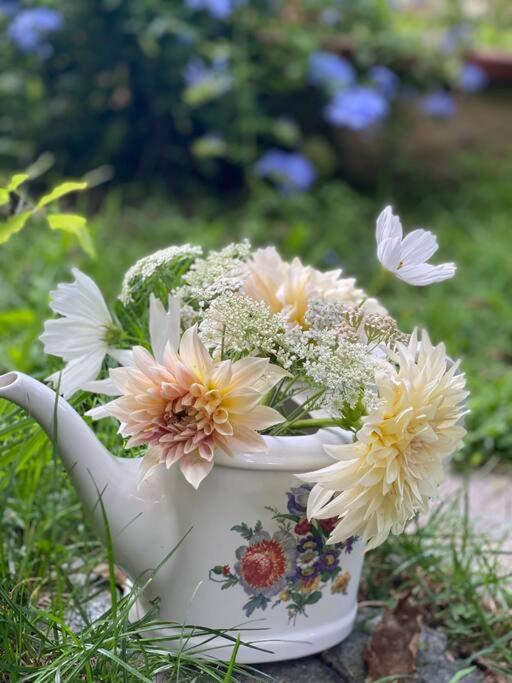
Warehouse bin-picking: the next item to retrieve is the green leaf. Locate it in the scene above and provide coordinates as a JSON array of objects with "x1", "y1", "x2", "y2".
[
  {"x1": 36, "y1": 181, "x2": 88, "y2": 209},
  {"x1": 304, "y1": 590, "x2": 322, "y2": 605},
  {"x1": 0, "y1": 210, "x2": 33, "y2": 244},
  {"x1": 47, "y1": 213, "x2": 95, "y2": 258},
  {"x1": 6, "y1": 173, "x2": 29, "y2": 193},
  {"x1": 0, "y1": 173, "x2": 29, "y2": 206}
]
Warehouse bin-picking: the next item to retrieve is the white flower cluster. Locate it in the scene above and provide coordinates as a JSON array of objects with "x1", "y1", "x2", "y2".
[
  {"x1": 304, "y1": 336, "x2": 379, "y2": 413},
  {"x1": 281, "y1": 324, "x2": 379, "y2": 412},
  {"x1": 199, "y1": 293, "x2": 287, "y2": 358},
  {"x1": 177, "y1": 240, "x2": 252, "y2": 306},
  {"x1": 199, "y1": 291, "x2": 381, "y2": 414},
  {"x1": 120, "y1": 244, "x2": 202, "y2": 304}
]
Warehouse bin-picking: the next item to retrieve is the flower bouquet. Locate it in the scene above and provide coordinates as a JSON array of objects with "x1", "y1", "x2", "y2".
[{"x1": 35, "y1": 206, "x2": 467, "y2": 661}]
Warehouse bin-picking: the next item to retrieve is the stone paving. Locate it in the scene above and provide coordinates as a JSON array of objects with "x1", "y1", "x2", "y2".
[{"x1": 437, "y1": 466, "x2": 512, "y2": 569}]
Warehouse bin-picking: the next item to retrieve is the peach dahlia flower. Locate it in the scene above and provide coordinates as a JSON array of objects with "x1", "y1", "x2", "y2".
[
  {"x1": 103, "y1": 326, "x2": 283, "y2": 488},
  {"x1": 243, "y1": 247, "x2": 384, "y2": 327},
  {"x1": 301, "y1": 332, "x2": 467, "y2": 550}
]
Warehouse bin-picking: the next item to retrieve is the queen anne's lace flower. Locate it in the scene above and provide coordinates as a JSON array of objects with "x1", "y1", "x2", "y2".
[
  {"x1": 179, "y1": 241, "x2": 251, "y2": 304},
  {"x1": 97, "y1": 325, "x2": 284, "y2": 488},
  {"x1": 199, "y1": 293, "x2": 287, "y2": 358},
  {"x1": 120, "y1": 244, "x2": 202, "y2": 304},
  {"x1": 301, "y1": 331, "x2": 467, "y2": 550}
]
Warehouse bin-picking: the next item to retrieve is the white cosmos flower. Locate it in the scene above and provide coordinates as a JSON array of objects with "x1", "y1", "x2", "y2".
[
  {"x1": 376, "y1": 206, "x2": 456, "y2": 285},
  {"x1": 40, "y1": 268, "x2": 130, "y2": 399}
]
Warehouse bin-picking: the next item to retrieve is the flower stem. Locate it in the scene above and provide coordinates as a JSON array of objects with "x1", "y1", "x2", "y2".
[{"x1": 285, "y1": 418, "x2": 341, "y2": 431}]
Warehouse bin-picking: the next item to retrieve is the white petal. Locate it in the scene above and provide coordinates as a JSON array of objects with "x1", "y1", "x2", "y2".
[
  {"x1": 52, "y1": 268, "x2": 111, "y2": 324},
  {"x1": 149, "y1": 294, "x2": 181, "y2": 363},
  {"x1": 167, "y1": 294, "x2": 181, "y2": 351},
  {"x1": 108, "y1": 348, "x2": 134, "y2": 366},
  {"x1": 81, "y1": 377, "x2": 120, "y2": 396},
  {"x1": 397, "y1": 262, "x2": 456, "y2": 286},
  {"x1": 253, "y1": 363, "x2": 290, "y2": 394},
  {"x1": 149, "y1": 294, "x2": 170, "y2": 363},
  {"x1": 47, "y1": 350, "x2": 105, "y2": 399},
  {"x1": 85, "y1": 403, "x2": 113, "y2": 420},
  {"x1": 376, "y1": 206, "x2": 403, "y2": 243},
  {"x1": 305, "y1": 484, "x2": 335, "y2": 520},
  {"x1": 137, "y1": 447, "x2": 162, "y2": 488},
  {"x1": 400, "y1": 229, "x2": 438, "y2": 265},
  {"x1": 377, "y1": 237, "x2": 402, "y2": 271},
  {"x1": 40, "y1": 319, "x2": 108, "y2": 358},
  {"x1": 179, "y1": 451, "x2": 215, "y2": 489}
]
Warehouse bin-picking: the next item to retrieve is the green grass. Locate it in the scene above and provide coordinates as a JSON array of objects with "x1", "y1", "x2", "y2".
[
  {"x1": 0, "y1": 401, "x2": 260, "y2": 681},
  {"x1": 1, "y1": 152, "x2": 512, "y2": 679}
]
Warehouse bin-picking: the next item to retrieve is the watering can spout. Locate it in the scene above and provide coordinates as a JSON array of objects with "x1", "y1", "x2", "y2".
[
  {"x1": 0, "y1": 371, "x2": 132, "y2": 537},
  {"x1": 0, "y1": 371, "x2": 182, "y2": 588}
]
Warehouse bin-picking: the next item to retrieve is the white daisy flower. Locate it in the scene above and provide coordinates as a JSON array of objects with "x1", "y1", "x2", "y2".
[
  {"x1": 376, "y1": 206, "x2": 456, "y2": 285},
  {"x1": 40, "y1": 268, "x2": 129, "y2": 399}
]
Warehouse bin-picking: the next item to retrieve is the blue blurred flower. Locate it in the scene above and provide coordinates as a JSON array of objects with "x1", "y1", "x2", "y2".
[
  {"x1": 368, "y1": 65, "x2": 400, "y2": 99},
  {"x1": 309, "y1": 51, "x2": 355, "y2": 92},
  {"x1": 458, "y1": 62, "x2": 487, "y2": 93},
  {"x1": 255, "y1": 150, "x2": 316, "y2": 193},
  {"x1": 419, "y1": 90, "x2": 456, "y2": 118},
  {"x1": 8, "y1": 7, "x2": 63, "y2": 53},
  {"x1": 185, "y1": 0, "x2": 241, "y2": 20},
  {"x1": 324, "y1": 86, "x2": 389, "y2": 130}
]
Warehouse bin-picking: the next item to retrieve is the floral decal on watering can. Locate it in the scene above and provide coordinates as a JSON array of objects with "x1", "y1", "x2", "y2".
[{"x1": 209, "y1": 484, "x2": 355, "y2": 622}]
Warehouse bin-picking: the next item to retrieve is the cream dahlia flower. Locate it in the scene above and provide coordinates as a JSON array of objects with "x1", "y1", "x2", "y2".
[
  {"x1": 300, "y1": 331, "x2": 467, "y2": 550},
  {"x1": 243, "y1": 247, "x2": 384, "y2": 327},
  {"x1": 100, "y1": 325, "x2": 283, "y2": 488}
]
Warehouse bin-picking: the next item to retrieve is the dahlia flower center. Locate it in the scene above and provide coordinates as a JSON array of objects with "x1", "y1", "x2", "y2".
[{"x1": 160, "y1": 382, "x2": 231, "y2": 444}]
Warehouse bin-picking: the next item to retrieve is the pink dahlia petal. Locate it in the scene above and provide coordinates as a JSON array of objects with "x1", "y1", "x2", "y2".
[{"x1": 179, "y1": 451, "x2": 214, "y2": 489}]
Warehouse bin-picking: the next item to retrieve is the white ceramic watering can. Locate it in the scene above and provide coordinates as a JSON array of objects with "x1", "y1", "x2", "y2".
[{"x1": 0, "y1": 371, "x2": 365, "y2": 663}]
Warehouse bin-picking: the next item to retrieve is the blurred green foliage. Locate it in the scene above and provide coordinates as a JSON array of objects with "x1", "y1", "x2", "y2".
[{"x1": 0, "y1": 0, "x2": 491, "y2": 189}]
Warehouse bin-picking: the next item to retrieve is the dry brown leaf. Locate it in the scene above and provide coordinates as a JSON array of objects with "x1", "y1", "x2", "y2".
[
  {"x1": 92, "y1": 563, "x2": 129, "y2": 590},
  {"x1": 364, "y1": 595, "x2": 423, "y2": 682}
]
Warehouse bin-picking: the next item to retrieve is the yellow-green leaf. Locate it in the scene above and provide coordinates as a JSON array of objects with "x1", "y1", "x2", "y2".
[
  {"x1": 0, "y1": 173, "x2": 28, "y2": 206},
  {"x1": 0, "y1": 210, "x2": 33, "y2": 244},
  {"x1": 47, "y1": 213, "x2": 96, "y2": 258},
  {"x1": 6, "y1": 173, "x2": 29, "y2": 192},
  {"x1": 37, "y1": 181, "x2": 88, "y2": 209}
]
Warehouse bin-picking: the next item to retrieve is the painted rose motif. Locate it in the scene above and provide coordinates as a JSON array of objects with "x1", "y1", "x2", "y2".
[{"x1": 209, "y1": 484, "x2": 355, "y2": 621}]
